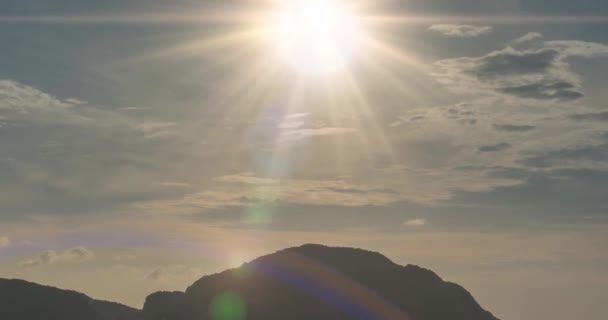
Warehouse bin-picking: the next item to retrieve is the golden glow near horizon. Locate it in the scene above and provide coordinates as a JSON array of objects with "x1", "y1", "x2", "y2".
[{"x1": 270, "y1": 0, "x2": 362, "y2": 74}]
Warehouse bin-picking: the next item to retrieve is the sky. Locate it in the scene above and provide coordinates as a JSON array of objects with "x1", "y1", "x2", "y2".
[{"x1": 0, "y1": 0, "x2": 607, "y2": 319}]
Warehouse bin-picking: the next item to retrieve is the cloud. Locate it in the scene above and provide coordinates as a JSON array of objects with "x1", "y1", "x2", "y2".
[
  {"x1": 279, "y1": 127, "x2": 357, "y2": 143},
  {"x1": 0, "y1": 79, "x2": 191, "y2": 218},
  {"x1": 479, "y1": 142, "x2": 512, "y2": 153},
  {"x1": 544, "y1": 40, "x2": 608, "y2": 58},
  {"x1": 404, "y1": 218, "x2": 427, "y2": 227},
  {"x1": 434, "y1": 46, "x2": 584, "y2": 101},
  {"x1": 136, "y1": 122, "x2": 177, "y2": 139},
  {"x1": 19, "y1": 247, "x2": 94, "y2": 268},
  {"x1": 498, "y1": 81, "x2": 583, "y2": 101},
  {"x1": 0, "y1": 80, "x2": 72, "y2": 113},
  {"x1": 0, "y1": 236, "x2": 9, "y2": 248},
  {"x1": 522, "y1": 143, "x2": 608, "y2": 168},
  {"x1": 493, "y1": 124, "x2": 536, "y2": 132},
  {"x1": 512, "y1": 32, "x2": 543, "y2": 44},
  {"x1": 136, "y1": 173, "x2": 407, "y2": 215},
  {"x1": 570, "y1": 111, "x2": 608, "y2": 122},
  {"x1": 429, "y1": 24, "x2": 493, "y2": 37},
  {"x1": 144, "y1": 267, "x2": 165, "y2": 280},
  {"x1": 112, "y1": 265, "x2": 204, "y2": 283},
  {"x1": 158, "y1": 182, "x2": 192, "y2": 188}
]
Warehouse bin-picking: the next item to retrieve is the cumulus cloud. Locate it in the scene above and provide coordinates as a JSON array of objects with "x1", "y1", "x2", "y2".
[
  {"x1": 0, "y1": 236, "x2": 9, "y2": 248},
  {"x1": 19, "y1": 247, "x2": 94, "y2": 268},
  {"x1": 404, "y1": 218, "x2": 427, "y2": 227},
  {"x1": 479, "y1": 142, "x2": 512, "y2": 153},
  {"x1": 493, "y1": 124, "x2": 536, "y2": 132},
  {"x1": 429, "y1": 24, "x2": 493, "y2": 37},
  {"x1": 434, "y1": 46, "x2": 584, "y2": 101},
  {"x1": 512, "y1": 32, "x2": 543, "y2": 44}
]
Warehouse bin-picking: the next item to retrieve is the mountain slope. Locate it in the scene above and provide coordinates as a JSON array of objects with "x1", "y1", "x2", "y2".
[
  {"x1": 143, "y1": 244, "x2": 498, "y2": 320},
  {"x1": 0, "y1": 278, "x2": 140, "y2": 320}
]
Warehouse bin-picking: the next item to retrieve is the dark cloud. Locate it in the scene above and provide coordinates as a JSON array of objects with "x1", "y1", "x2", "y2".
[
  {"x1": 472, "y1": 48, "x2": 560, "y2": 78},
  {"x1": 498, "y1": 81, "x2": 584, "y2": 101},
  {"x1": 478, "y1": 142, "x2": 512, "y2": 153},
  {"x1": 458, "y1": 167, "x2": 608, "y2": 215},
  {"x1": 570, "y1": 111, "x2": 608, "y2": 122},
  {"x1": 434, "y1": 46, "x2": 586, "y2": 101},
  {"x1": 523, "y1": 143, "x2": 608, "y2": 167},
  {"x1": 493, "y1": 124, "x2": 536, "y2": 132}
]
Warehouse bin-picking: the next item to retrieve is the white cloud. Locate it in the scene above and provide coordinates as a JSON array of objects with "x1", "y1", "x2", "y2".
[
  {"x1": 0, "y1": 80, "x2": 72, "y2": 113},
  {"x1": 19, "y1": 247, "x2": 94, "y2": 268},
  {"x1": 544, "y1": 40, "x2": 608, "y2": 58},
  {"x1": 136, "y1": 122, "x2": 177, "y2": 139},
  {"x1": 404, "y1": 218, "x2": 427, "y2": 227},
  {"x1": 0, "y1": 236, "x2": 9, "y2": 248},
  {"x1": 429, "y1": 24, "x2": 493, "y2": 38},
  {"x1": 512, "y1": 32, "x2": 543, "y2": 44},
  {"x1": 279, "y1": 127, "x2": 357, "y2": 143}
]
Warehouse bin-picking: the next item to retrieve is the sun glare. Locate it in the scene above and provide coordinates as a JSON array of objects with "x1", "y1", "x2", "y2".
[{"x1": 271, "y1": 0, "x2": 362, "y2": 74}]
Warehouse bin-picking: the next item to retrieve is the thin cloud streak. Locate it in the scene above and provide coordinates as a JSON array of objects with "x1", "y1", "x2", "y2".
[
  {"x1": 364, "y1": 15, "x2": 608, "y2": 25},
  {"x1": 2, "y1": 14, "x2": 608, "y2": 25}
]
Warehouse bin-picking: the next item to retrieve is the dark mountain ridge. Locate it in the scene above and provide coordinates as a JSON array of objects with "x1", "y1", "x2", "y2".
[
  {"x1": 0, "y1": 278, "x2": 139, "y2": 320},
  {"x1": 1, "y1": 244, "x2": 498, "y2": 320}
]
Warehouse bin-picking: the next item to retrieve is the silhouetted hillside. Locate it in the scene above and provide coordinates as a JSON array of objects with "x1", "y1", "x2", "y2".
[
  {"x1": 0, "y1": 245, "x2": 498, "y2": 320},
  {"x1": 0, "y1": 278, "x2": 140, "y2": 320},
  {"x1": 143, "y1": 244, "x2": 498, "y2": 320}
]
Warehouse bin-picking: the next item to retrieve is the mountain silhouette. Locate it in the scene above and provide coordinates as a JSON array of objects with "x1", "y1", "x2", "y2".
[
  {"x1": 0, "y1": 244, "x2": 498, "y2": 320},
  {"x1": 143, "y1": 244, "x2": 498, "y2": 320},
  {"x1": 0, "y1": 278, "x2": 139, "y2": 320}
]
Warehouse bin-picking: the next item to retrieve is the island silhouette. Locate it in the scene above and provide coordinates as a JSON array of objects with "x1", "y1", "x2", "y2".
[{"x1": 0, "y1": 244, "x2": 498, "y2": 320}]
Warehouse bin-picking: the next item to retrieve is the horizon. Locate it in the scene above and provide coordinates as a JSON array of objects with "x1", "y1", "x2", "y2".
[{"x1": 1, "y1": 1, "x2": 607, "y2": 319}]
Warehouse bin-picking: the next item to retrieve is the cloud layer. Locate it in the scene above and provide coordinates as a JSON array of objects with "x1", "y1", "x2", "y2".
[
  {"x1": 20, "y1": 247, "x2": 95, "y2": 268},
  {"x1": 429, "y1": 24, "x2": 493, "y2": 37}
]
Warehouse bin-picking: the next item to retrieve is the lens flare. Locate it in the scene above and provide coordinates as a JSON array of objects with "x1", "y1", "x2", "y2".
[{"x1": 210, "y1": 291, "x2": 247, "y2": 320}]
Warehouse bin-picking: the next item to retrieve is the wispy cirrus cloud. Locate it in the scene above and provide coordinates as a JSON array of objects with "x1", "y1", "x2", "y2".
[
  {"x1": 19, "y1": 247, "x2": 94, "y2": 268},
  {"x1": 429, "y1": 24, "x2": 493, "y2": 37}
]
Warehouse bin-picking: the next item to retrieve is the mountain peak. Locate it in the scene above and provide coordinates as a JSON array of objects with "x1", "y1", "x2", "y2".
[
  {"x1": 0, "y1": 245, "x2": 498, "y2": 320},
  {"x1": 155, "y1": 244, "x2": 497, "y2": 320}
]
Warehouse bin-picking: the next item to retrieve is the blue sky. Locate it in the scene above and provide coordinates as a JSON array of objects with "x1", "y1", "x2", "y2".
[{"x1": 1, "y1": 1, "x2": 607, "y2": 319}]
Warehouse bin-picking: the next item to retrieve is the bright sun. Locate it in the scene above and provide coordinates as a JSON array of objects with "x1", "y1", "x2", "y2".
[{"x1": 271, "y1": 0, "x2": 362, "y2": 74}]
